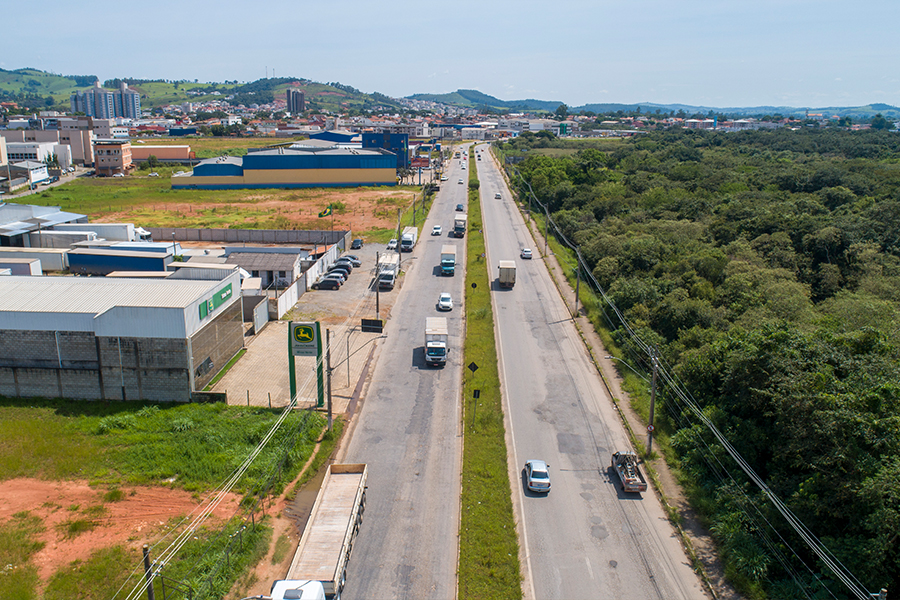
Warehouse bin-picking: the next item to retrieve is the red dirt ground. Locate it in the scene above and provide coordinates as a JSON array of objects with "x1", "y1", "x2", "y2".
[
  {"x1": 104, "y1": 188, "x2": 421, "y2": 234},
  {"x1": 0, "y1": 479, "x2": 240, "y2": 582}
]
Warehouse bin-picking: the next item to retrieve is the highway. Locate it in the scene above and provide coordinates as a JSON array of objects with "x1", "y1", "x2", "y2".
[
  {"x1": 340, "y1": 149, "x2": 470, "y2": 599},
  {"x1": 474, "y1": 144, "x2": 708, "y2": 599}
]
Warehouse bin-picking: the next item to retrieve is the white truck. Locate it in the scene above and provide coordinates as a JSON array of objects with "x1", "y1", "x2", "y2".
[
  {"x1": 611, "y1": 451, "x2": 648, "y2": 493},
  {"x1": 377, "y1": 253, "x2": 400, "y2": 290},
  {"x1": 400, "y1": 226, "x2": 417, "y2": 252},
  {"x1": 498, "y1": 260, "x2": 516, "y2": 288},
  {"x1": 425, "y1": 317, "x2": 449, "y2": 367},
  {"x1": 440, "y1": 245, "x2": 457, "y2": 276},
  {"x1": 453, "y1": 214, "x2": 467, "y2": 238},
  {"x1": 50, "y1": 222, "x2": 152, "y2": 242},
  {"x1": 272, "y1": 463, "x2": 368, "y2": 600}
]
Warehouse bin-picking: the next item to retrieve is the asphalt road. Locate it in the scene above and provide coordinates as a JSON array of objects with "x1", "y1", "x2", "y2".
[
  {"x1": 340, "y1": 148, "x2": 470, "y2": 599},
  {"x1": 475, "y1": 144, "x2": 708, "y2": 600}
]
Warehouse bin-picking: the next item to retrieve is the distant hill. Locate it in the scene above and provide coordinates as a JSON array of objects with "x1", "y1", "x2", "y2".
[
  {"x1": 409, "y1": 88, "x2": 900, "y2": 119},
  {"x1": 0, "y1": 68, "x2": 402, "y2": 114},
  {"x1": 407, "y1": 89, "x2": 563, "y2": 112}
]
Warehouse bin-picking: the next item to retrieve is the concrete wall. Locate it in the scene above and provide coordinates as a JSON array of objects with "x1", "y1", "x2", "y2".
[
  {"x1": 149, "y1": 227, "x2": 348, "y2": 246},
  {"x1": 189, "y1": 300, "x2": 244, "y2": 391}
]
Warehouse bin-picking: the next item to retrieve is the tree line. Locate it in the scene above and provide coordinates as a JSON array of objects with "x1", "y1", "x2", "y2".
[{"x1": 503, "y1": 128, "x2": 900, "y2": 598}]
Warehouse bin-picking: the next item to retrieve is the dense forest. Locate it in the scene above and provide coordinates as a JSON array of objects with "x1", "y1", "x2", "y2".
[{"x1": 501, "y1": 129, "x2": 900, "y2": 598}]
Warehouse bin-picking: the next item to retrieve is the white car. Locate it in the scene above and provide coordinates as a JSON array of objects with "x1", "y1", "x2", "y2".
[
  {"x1": 387, "y1": 239, "x2": 398, "y2": 250},
  {"x1": 438, "y1": 292, "x2": 453, "y2": 311},
  {"x1": 432, "y1": 225, "x2": 442, "y2": 236},
  {"x1": 494, "y1": 192, "x2": 502, "y2": 199},
  {"x1": 441, "y1": 175, "x2": 448, "y2": 181},
  {"x1": 521, "y1": 248, "x2": 533, "y2": 259},
  {"x1": 458, "y1": 179, "x2": 464, "y2": 185}
]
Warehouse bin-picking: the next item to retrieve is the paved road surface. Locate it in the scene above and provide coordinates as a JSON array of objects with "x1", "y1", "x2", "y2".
[
  {"x1": 475, "y1": 144, "x2": 707, "y2": 600},
  {"x1": 340, "y1": 147, "x2": 470, "y2": 599}
]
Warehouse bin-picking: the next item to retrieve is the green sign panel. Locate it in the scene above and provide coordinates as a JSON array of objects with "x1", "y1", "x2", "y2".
[
  {"x1": 291, "y1": 322, "x2": 319, "y2": 357},
  {"x1": 199, "y1": 283, "x2": 233, "y2": 320}
]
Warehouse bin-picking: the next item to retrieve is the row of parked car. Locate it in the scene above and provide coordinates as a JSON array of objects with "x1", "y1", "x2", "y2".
[{"x1": 310, "y1": 254, "x2": 362, "y2": 290}]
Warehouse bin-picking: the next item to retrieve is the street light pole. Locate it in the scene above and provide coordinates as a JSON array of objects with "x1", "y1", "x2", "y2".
[{"x1": 326, "y1": 328, "x2": 333, "y2": 431}]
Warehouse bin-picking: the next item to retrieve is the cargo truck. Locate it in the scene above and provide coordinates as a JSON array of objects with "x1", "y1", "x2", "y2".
[
  {"x1": 271, "y1": 464, "x2": 368, "y2": 600},
  {"x1": 453, "y1": 214, "x2": 467, "y2": 238},
  {"x1": 611, "y1": 451, "x2": 648, "y2": 493},
  {"x1": 425, "y1": 317, "x2": 449, "y2": 367},
  {"x1": 377, "y1": 253, "x2": 400, "y2": 290},
  {"x1": 440, "y1": 245, "x2": 457, "y2": 276},
  {"x1": 51, "y1": 222, "x2": 152, "y2": 242},
  {"x1": 498, "y1": 260, "x2": 516, "y2": 288},
  {"x1": 400, "y1": 226, "x2": 417, "y2": 252}
]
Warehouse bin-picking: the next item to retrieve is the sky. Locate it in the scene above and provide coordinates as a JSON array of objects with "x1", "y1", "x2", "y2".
[{"x1": 4, "y1": 0, "x2": 900, "y2": 109}]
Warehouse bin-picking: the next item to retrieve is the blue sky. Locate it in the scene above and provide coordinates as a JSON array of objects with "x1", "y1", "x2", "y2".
[{"x1": 4, "y1": 0, "x2": 899, "y2": 108}]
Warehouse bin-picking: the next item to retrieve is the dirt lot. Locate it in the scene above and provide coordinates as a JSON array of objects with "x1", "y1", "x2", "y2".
[
  {"x1": 102, "y1": 187, "x2": 422, "y2": 234},
  {"x1": 0, "y1": 479, "x2": 240, "y2": 582}
]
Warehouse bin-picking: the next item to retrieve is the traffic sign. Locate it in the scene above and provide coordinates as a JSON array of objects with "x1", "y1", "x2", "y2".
[
  {"x1": 468, "y1": 362, "x2": 479, "y2": 374},
  {"x1": 647, "y1": 424, "x2": 655, "y2": 433}
]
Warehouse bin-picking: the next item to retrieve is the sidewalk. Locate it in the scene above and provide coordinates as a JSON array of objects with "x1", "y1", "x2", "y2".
[{"x1": 511, "y1": 185, "x2": 736, "y2": 599}]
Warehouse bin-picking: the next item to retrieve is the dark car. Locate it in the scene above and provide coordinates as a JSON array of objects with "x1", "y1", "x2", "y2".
[
  {"x1": 330, "y1": 262, "x2": 353, "y2": 273},
  {"x1": 456, "y1": 204, "x2": 465, "y2": 211},
  {"x1": 339, "y1": 255, "x2": 362, "y2": 267},
  {"x1": 351, "y1": 238, "x2": 364, "y2": 249},
  {"x1": 328, "y1": 266, "x2": 351, "y2": 278},
  {"x1": 312, "y1": 278, "x2": 341, "y2": 290}
]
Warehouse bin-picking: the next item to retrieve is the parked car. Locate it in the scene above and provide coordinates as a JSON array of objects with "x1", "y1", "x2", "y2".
[
  {"x1": 323, "y1": 272, "x2": 347, "y2": 283},
  {"x1": 432, "y1": 225, "x2": 442, "y2": 236},
  {"x1": 332, "y1": 261, "x2": 354, "y2": 272},
  {"x1": 521, "y1": 248, "x2": 533, "y2": 259},
  {"x1": 524, "y1": 459, "x2": 551, "y2": 493},
  {"x1": 149, "y1": 172, "x2": 160, "y2": 177},
  {"x1": 328, "y1": 267, "x2": 351, "y2": 279},
  {"x1": 440, "y1": 175, "x2": 448, "y2": 181},
  {"x1": 438, "y1": 292, "x2": 453, "y2": 311},
  {"x1": 112, "y1": 173, "x2": 125, "y2": 178},
  {"x1": 339, "y1": 255, "x2": 361, "y2": 267},
  {"x1": 387, "y1": 239, "x2": 398, "y2": 250},
  {"x1": 351, "y1": 238, "x2": 364, "y2": 249},
  {"x1": 456, "y1": 204, "x2": 465, "y2": 211},
  {"x1": 312, "y1": 278, "x2": 341, "y2": 290}
]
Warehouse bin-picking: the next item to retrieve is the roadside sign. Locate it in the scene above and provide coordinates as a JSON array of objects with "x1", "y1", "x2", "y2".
[
  {"x1": 291, "y1": 322, "x2": 319, "y2": 357},
  {"x1": 468, "y1": 362, "x2": 479, "y2": 374},
  {"x1": 647, "y1": 424, "x2": 655, "y2": 433},
  {"x1": 361, "y1": 318, "x2": 384, "y2": 333}
]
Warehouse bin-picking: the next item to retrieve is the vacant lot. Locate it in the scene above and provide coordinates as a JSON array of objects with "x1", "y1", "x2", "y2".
[{"x1": 30, "y1": 176, "x2": 422, "y2": 239}]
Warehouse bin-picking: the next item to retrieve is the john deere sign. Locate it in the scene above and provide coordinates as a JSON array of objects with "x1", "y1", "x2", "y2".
[
  {"x1": 199, "y1": 283, "x2": 233, "y2": 320},
  {"x1": 291, "y1": 322, "x2": 320, "y2": 357}
]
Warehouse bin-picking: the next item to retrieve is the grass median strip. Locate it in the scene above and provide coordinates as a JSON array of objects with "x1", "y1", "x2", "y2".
[{"x1": 458, "y1": 145, "x2": 522, "y2": 600}]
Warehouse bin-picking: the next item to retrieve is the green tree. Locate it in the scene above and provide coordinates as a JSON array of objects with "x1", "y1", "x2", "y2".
[
  {"x1": 871, "y1": 113, "x2": 891, "y2": 130},
  {"x1": 554, "y1": 104, "x2": 568, "y2": 121}
]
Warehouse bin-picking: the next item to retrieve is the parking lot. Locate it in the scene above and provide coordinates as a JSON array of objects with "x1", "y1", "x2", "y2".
[{"x1": 213, "y1": 240, "x2": 405, "y2": 411}]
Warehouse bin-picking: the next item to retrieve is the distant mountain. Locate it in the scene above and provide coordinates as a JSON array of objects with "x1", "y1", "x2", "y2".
[
  {"x1": 407, "y1": 89, "x2": 563, "y2": 112},
  {"x1": 0, "y1": 67, "x2": 402, "y2": 113},
  {"x1": 408, "y1": 88, "x2": 900, "y2": 119}
]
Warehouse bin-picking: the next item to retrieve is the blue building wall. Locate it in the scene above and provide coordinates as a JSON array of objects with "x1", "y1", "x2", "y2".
[{"x1": 362, "y1": 133, "x2": 409, "y2": 169}]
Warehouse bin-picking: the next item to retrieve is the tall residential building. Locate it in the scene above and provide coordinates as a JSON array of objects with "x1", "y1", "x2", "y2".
[
  {"x1": 71, "y1": 82, "x2": 141, "y2": 119},
  {"x1": 287, "y1": 89, "x2": 305, "y2": 114}
]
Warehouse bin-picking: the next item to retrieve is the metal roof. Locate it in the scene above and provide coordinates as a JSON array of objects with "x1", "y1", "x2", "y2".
[
  {"x1": 0, "y1": 276, "x2": 220, "y2": 314},
  {"x1": 225, "y1": 252, "x2": 300, "y2": 270}
]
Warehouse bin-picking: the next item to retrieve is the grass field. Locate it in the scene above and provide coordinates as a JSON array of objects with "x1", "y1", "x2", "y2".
[
  {"x1": 0, "y1": 398, "x2": 329, "y2": 599},
  {"x1": 132, "y1": 136, "x2": 278, "y2": 158},
  {"x1": 458, "y1": 146, "x2": 522, "y2": 600},
  {"x1": 28, "y1": 175, "x2": 425, "y2": 236}
]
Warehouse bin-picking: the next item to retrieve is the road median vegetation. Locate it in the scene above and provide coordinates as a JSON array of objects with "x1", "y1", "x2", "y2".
[{"x1": 458, "y1": 145, "x2": 522, "y2": 600}]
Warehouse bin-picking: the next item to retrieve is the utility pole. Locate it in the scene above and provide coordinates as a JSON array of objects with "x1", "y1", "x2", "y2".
[
  {"x1": 142, "y1": 544, "x2": 156, "y2": 600},
  {"x1": 574, "y1": 248, "x2": 581, "y2": 318},
  {"x1": 326, "y1": 329, "x2": 333, "y2": 431},
  {"x1": 647, "y1": 346, "x2": 659, "y2": 455},
  {"x1": 375, "y1": 251, "x2": 380, "y2": 319},
  {"x1": 544, "y1": 203, "x2": 550, "y2": 257}
]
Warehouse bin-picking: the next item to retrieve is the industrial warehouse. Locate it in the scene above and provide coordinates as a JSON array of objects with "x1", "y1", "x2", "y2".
[
  {"x1": 171, "y1": 146, "x2": 399, "y2": 190},
  {"x1": 0, "y1": 271, "x2": 243, "y2": 402}
]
